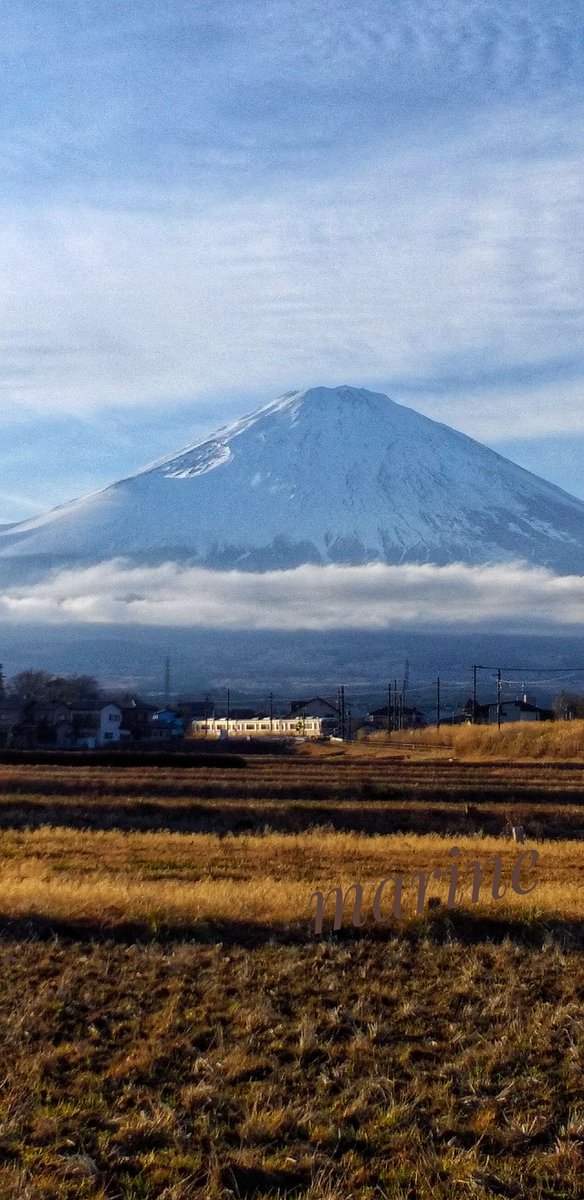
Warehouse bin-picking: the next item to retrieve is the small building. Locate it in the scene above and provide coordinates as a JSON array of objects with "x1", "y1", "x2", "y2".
[
  {"x1": 0, "y1": 702, "x2": 21, "y2": 747},
  {"x1": 288, "y1": 697, "x2": 340, "y2": 719},
  {"x1": 148, "y1": 709, "x2": 185, "y2": 741},
  {"x1": 10, "y1": 699, "x2": 74, "y2": 748},
  {"x1": 71, "y1": 702, "x2": 123, "y2": 748},
  {"x1": 221, "y1": 708, "x2": 257, "y2": 721},
  {"x1": 482, "y1": 698, "x2": 554, "y2": 724},
  {"x1": 176, "y1": 699, "x2": 216, "y2": 721},
  {"x1": 116, "y1": 695, "x2": 157, "y2": 741},
  {"x1": 365, "y1": 704, "x2": 426, "y2": 731},
  {"x1": 436, "y1": 712, "x2": 473, "y2": 726}
]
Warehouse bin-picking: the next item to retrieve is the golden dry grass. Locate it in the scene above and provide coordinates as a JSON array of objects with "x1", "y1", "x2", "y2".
[
  {"x1": 0, "y1": 826, "x2": 580, "y2": 931},
  {"x1": 365, "y1": 717, "x2": 584, "y2": 760},
  {"x1": 1, "y1": 755, "x2": 584, "y2": 1196},
  {"x1": 1, "y1": 753, "x2": 584, "y2": 937}
]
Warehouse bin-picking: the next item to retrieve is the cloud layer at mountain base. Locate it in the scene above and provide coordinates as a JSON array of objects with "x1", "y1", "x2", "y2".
[{"x1": 1, "y1": 560, "x2": 584, "y2": 632}]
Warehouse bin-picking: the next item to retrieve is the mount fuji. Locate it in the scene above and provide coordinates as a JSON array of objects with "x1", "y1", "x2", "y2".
[{"x1": 1, "y1": 385, "x2": 584, "y2": 579}]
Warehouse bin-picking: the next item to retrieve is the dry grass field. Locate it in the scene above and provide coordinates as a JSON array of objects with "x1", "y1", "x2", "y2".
[
  {"x1": 0, "y1": 738, "x2": 584, "y2": 1198},
  {"x1": 0, "y1": 825, "x2": 579, "y2": 935},
  {"x1": 360, "y1": 719, "x2": 584, "y2": 761}
]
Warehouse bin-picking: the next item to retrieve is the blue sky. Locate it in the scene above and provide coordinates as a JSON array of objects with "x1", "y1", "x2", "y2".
[{"x1": 1, "y1": 0, "x2": 583, "y2": 521}]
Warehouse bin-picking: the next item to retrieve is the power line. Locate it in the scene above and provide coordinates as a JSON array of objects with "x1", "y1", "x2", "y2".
[{"x1": 474, "y1": 664, "x2": 584, "y2": 673}]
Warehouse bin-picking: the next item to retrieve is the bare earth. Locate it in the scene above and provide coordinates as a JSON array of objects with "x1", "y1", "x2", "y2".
[{"x1": 0, "y1": 741, "x2": 583, "y2": 1198}]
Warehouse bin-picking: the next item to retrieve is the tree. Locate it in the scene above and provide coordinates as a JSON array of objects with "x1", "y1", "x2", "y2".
[
  {"x1": 553, "y1": 691, "x2": 584, "y2": 720},
  {"x1": 7, "y1": 670, "x2": 101, "y2": 706},
  {"x1": 49, "y1": 675, "x2": 102, "y2": 706},
  {"x1": 7, "y1": 670, "x2": 55, "y2": 701}
]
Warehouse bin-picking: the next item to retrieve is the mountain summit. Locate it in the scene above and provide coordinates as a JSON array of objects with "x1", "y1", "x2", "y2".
[{"x1": 2, "y1": 385, "x2": 584, "y2": 576}]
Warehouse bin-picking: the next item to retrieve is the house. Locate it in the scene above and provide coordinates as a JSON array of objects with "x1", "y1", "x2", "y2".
[
  {"x1": 223, "y1": 708, "x2": 260, "y2": 721},
  {"x1": 10, "y1": 699, "x2": 74, "y2": 748},
  {"x1": 116, "y1": 695, "x2": 157, "y2": 741},
  {"x1": 0, "y1": 701, "x2": 21, "y2": 747},
  {"x1": 148, "y1": 709, "x2": 185, "y2": 741},
  {"x1": 288, "y1": 697, "x2": 340, "y2": 719},
  {"x1": 176, "y1": 699, "x2": 216, "y2": 721},
  {"x1": 482, "y1": 698, "x2": 554, "y2": 724},
  {"x1": 71, "y1": 702, "x2": 123, "y2": 748},
  {"x1": 365, "y1": 704, "x2": 426, "y2": 731}
]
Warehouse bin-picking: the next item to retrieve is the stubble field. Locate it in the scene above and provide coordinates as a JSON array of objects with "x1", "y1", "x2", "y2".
[{"x1": 0, "y1": 741, "x2": 583, "y2": 1199}]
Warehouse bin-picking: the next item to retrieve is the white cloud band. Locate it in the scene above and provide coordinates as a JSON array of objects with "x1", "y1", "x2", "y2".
[{"x1": 1, "y1": 559, "x2": 583, "y2": 631}]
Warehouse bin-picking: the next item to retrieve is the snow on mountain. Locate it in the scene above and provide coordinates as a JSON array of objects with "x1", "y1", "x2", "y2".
[{"x1": 1, "y1": 384, "x2": 584, "y2": 577}]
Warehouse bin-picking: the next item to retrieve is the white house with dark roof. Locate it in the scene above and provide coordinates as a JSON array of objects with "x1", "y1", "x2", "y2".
[{"x1": 71, "y1": 702, "x2": 123, "y2": 747}]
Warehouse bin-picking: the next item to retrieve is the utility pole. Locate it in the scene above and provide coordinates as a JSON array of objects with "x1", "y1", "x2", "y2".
[
  {"x1": 340, "y1": 685, "x2": 346, "y2": 740},
  {"x1": 164, "y1": 656, "x2": 171, "y2": 707},
  {"x1": 269, "y1": 691, "x2": 273, "y2": 732},
  {"x1": 436, "y1": 677, "x2": 441, "y2": 728},
  {"x1": 402, "y1": 657, "x2": 409, "y2": 711},
  {"x1": 387, "y1": 683, "x2": 392, "y2": 736},
  {"x1": 496, "y1": 668, "x2": 502, "y2": 730},
  {"x1": 472, "y1": 663, "x2": 477, "y2": 724}
]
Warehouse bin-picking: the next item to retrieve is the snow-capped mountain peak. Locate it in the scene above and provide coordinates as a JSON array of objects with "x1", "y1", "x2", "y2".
[{"x1": 1, "y1": 384, "x2": 584, "y2": 577}]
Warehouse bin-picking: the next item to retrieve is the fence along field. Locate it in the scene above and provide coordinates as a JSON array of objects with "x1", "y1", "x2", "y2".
[{"x1": 1, "y1": 734, "x2": 584, "y2": 1198}]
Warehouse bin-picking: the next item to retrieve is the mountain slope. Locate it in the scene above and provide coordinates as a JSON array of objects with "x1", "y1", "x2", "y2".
[{"x1": 1, "y1": 385, "x2": 584, "y2": 576}]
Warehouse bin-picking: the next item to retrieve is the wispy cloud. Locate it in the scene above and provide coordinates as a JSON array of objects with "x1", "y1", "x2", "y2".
[
  {"x1": 3, "y1": 1, "x2": 582, "y2": 191},
  {"x1": 1, "y1": 560, "x2": 583, "y2": 631},
  {"x1": 1, "y1": 98, "x2": 583, "y2": 442},
  {"x1": 0, "y1": 1, "x2": 583, "y2": 510}
]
